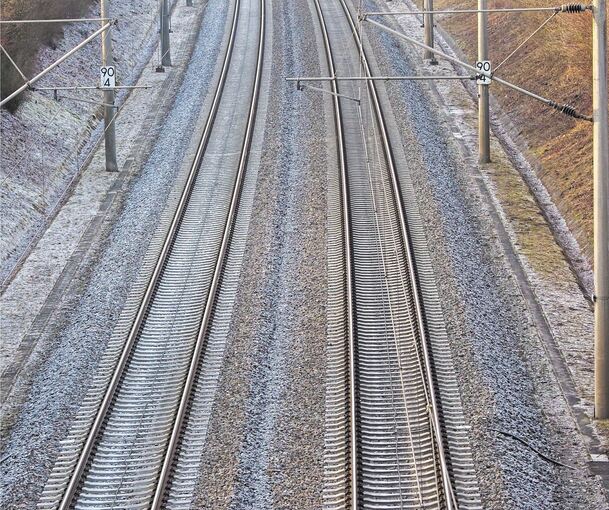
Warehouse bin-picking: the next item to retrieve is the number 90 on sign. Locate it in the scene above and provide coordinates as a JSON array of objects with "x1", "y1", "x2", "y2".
[
  {"x1": 476, "y1": 60, "x2": 492, "y2": 86},
  {"x1": 100, "y1": 66, "x2": 116, "y2": 89}
]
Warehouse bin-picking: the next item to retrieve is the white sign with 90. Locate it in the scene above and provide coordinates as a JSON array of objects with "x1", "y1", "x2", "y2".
[
  {"x1": 476, "y1": 60, "x2": 492, "y2": 85},
  {"x1": 100, "y1": 66, "x2": 116, "y2": 89}
]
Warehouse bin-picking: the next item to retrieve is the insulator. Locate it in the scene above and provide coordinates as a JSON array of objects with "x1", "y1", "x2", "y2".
[
  {"x1": 559, "y1": 4, "x2": 587, "y2": 13},
  {"x1": 550, "y1": 101, "x2": 577, "y2": 118}
]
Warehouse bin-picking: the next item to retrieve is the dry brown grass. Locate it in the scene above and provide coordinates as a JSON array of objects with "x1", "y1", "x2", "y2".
[
  {"x1": 0, "y1": 0, "x2": 95, "y2": 110},
  {"x1": 425, "y1": 0, "x2": 607, "y2": 262}
]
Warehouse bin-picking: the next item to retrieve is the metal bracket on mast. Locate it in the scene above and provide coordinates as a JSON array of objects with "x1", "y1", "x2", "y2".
[{"x1": 293, "y1": 80, "x2": 361, "y2": 103}]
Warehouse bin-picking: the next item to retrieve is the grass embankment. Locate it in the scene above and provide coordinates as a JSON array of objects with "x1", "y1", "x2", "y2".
[
  {"x1": 426, "y1": 0, "x2": 607, "y2": 263},
  {"x1": 0, "y1": 0, "x2": 95, "y2": 110}
]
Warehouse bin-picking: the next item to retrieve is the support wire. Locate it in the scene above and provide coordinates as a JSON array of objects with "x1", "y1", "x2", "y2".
[{"x1": 495, "y1": 11, "x2": 559, "y2": 73}]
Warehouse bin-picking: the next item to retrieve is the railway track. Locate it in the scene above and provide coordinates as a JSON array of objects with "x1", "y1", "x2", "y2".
[
  {"x1": 38, "y1": 0, "x2": 265, "y2": 508},
  {"x1": 317, "y1": 0, "x2": 481, "y2": 508}
]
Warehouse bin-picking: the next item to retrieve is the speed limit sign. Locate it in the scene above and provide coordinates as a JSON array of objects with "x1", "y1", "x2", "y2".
[
  {"x1": 100, "y1": 66, "x2": 116, "y2": 88},
  {"x1": 476, "y1": 61, "x2": 492, "y2": 85}
]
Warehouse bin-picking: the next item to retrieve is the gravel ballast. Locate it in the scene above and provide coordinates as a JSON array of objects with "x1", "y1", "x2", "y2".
[{"x1": 191, "y1": 0, "x2": 328, "y2": 507}]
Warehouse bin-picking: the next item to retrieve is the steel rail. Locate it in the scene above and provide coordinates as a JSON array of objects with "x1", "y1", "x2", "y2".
[
  {"x1": 56, "y1": 1, "x2": 243, "y2": 507},
  {"x1": 339, "y1": 1, "x2": 456, "y2": 506},
  {"x1": 150, "y1": 0, "x2": 266, "y2": 504},
  {"x1": 310, "y1": 0, "x2": 358, "y2": 508}
]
